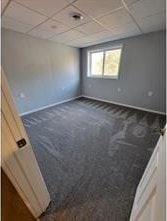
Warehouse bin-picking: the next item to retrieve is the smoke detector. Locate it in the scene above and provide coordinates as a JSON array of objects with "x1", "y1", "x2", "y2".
[{"x1": 70, "y1": 12, "x2": 83, "y2": 21}]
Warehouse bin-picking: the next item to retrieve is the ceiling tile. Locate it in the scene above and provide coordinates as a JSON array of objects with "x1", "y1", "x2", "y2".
[
  {"x1": 112, "y1": 22, "x2": 141, "y2": 35},
  {"x1": 36, "y1": 19, "x2": 70, "y2": 35},
  {"x1": 68, "y1": 42, "x2": 88, "y2": 47},
  {"x1": 2, "y1": 16, "x2": 33, "y2": 33},
  {"x1": 123, "y1": 0, "x2": 140, "y2": 5},
  {"x1": 128, "y1": 0, "x2": 165, "y2": 19},
  {"x1": 85, "y1": 38, "x2": 114, "y2": 46},
  {"x1": 14, "y1": 0, "x2": 69, "y2": 16},
  {"x1": 86, "y1": 30, "x2": 114, "y2": 42},
  {"x1": 66, "y1": 0, "x2": 77, "y2": 3},
  {"x1": 48, "y1": 37, "x2": 66, "y2": 43},
  {"x1": 74, "y1": 37, "x2": 113, "y2": 48},
  {"x1": 4, "y1": 2, "x2": 47, "y2": 26},
  {"x1": 91, "y1": 31, "x2": 141, "y2": 46},
  {"x1": 68, "y1": 37, "x2": 96, "y2": 47},
  {"x1": 69, "y1": 23, "x2": 142, "y2": 48},
  {"x1": 3, "y1": 0, "x2": 164, "y2": 48},
  {"x1": 52, "y1": 5, "x2": 91, "y2": 28},
  {"x1": 28, "y1": 28, "x2": 55, "y2": 39},
  {"x1": 67, "y1": 42, "x2": 82, "y2": 47},
  {"x1": 75, "y1": 21, "x2": 106, "y2": 35},
  {"x1": 74, "y1": 0, "x2": 123, "y2": 18},
  {"x1": 113, "y1": 31, "x2": 141, "y2": 40},
  {"x1": 138, "y1": 12, "x2": 166, "y2": 33},
  {"x1": 69, "y1": 35, "x2": 98, "y2": 45},
  {"x1": 69, "y1": 37, "x2": 92, "y2": 45},
  {"x1": 1, "y1": 0, "x2": 9, "y2": 13},
  {"x1": 50, "y1": 29, "x2": 85, "y2": 42},
  {"x1": 97, "y1": 8, "x2": 133, "y2": 30},
  {"x1": 69, "y1": 30, "x2": 115, "y2": 47}
]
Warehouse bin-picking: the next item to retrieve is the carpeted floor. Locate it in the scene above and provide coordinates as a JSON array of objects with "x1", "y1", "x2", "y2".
[{"x1": 22, "y1": 97, "x2": 166, "y2": 221}]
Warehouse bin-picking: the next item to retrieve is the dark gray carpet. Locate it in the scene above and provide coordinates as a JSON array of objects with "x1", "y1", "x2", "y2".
[{"x1": 22, "y1": 98, "x2": 166, "y2": 221}]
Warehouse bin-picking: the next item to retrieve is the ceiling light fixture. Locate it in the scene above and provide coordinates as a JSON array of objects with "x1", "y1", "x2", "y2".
[{"x1": 70, "y1": 12, "x2": 83, "y2": 21}]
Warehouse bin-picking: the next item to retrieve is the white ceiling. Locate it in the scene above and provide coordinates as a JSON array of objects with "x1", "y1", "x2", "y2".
[{"x1": 1, "y1": 0, "x2": 166, "y2": 48}]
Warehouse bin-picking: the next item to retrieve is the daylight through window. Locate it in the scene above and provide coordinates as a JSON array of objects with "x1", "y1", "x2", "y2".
[{"x1": 88, "y1": 46, "x2": 122, "y2": 78}]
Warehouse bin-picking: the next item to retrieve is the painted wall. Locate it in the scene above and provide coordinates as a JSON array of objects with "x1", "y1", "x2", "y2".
[
  {"x1": 81, "y1": 31, "x2": 166, "y2": 113},
  {"x1": 2, "y1": 28, "x2": 81, "y2": 114},
  {"x1": 2, "y1": 29, "x2": 166, "y2": 114}
]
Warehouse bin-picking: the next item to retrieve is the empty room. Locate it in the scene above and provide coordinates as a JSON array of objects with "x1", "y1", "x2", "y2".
[{"x1": 1, "y1": 0, "x2": 166, "y2": 221}]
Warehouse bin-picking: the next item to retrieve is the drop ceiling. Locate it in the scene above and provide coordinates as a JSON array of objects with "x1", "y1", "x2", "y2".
[{"x1": 1, "y1": 0, "x2": 166, "y2": 48}]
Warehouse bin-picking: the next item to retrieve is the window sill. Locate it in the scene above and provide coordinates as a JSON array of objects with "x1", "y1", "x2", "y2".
[{"x1": 87, "y1": 76, "x2": 119, "y2": 79}]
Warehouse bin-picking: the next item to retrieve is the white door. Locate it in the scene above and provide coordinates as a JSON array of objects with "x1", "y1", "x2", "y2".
[
  {"x1": 130, "y1": 127, "x2": 166, "y2": 221},
  {"x1": 1, "y1": 68, "x2": 51, "y2": 218}
]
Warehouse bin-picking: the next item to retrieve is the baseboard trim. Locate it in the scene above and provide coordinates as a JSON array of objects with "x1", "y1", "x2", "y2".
[
  {"x1": 20, "y1": 96, "x2": 82, "y2": 116},
  {"x1": 20, "y1": 95, "x2": 166, "y2": 116},
  {"x1": 82, "y1": 95, "x2": 166, "y2": 115}
]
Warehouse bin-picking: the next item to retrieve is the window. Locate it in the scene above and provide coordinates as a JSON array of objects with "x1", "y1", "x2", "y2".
[{"x1": 88, "y1": 46, "x2": 122, "y2": 79}]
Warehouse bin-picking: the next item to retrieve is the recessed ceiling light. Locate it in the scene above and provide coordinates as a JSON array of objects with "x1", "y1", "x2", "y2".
[{"x1": 70, "y1": 12, "x2": 83, "y2": 21}]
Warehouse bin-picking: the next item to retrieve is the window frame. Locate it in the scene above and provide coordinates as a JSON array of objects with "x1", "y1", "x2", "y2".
[{"x1": 87, "y1": 45, "x2": 123, "y2": 79}]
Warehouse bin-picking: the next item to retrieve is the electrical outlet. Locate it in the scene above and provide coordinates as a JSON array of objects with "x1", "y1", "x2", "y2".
[
  {"x1": 20, "y1": 93, "x2": 25, "y2": 98},
  {"x1": 148, "y1": 91, "x2": 153, "y2": 97}
]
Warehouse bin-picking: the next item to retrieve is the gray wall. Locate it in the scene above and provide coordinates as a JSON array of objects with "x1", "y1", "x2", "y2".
[
  {"x1": 2, "y1": 28, "x2": 81, "y2": 114},
  {"x1": 2, "y1": 29, "x2": 166, "y2": 114},
  {"x1": 81, "y1": 31, "x2": 166, "y2": 113}
]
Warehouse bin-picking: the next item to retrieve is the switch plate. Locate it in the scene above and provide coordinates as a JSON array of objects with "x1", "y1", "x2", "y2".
[{"x1": 148, "y1": 91, "x2": 153, "y2": 97}]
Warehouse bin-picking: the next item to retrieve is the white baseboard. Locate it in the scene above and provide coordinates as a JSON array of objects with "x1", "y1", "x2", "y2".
[
  {"x1": 20, "y1": 96, "x2": 82, "y2": 116},
  {"x1": 81, "y1": 95, "x2": 166, "y2": 115},
  {"x1": 20, "y1": 94, "x2": 166, "y2": 117}
]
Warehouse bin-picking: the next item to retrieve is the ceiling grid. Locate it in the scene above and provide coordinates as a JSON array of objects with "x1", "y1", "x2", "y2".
[{"x1": 1, "y1": 0, "x2": 165, "y2": 47}]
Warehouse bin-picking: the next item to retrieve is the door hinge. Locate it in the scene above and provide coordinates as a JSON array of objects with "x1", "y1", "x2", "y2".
[{"x1": 17, "y1": 138, "x2": 27, "y2": 148}]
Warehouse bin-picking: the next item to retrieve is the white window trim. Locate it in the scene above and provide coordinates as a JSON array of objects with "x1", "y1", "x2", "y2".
[{"x1": 87, "y1": 44, "x2": 123, "y2": 79}]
